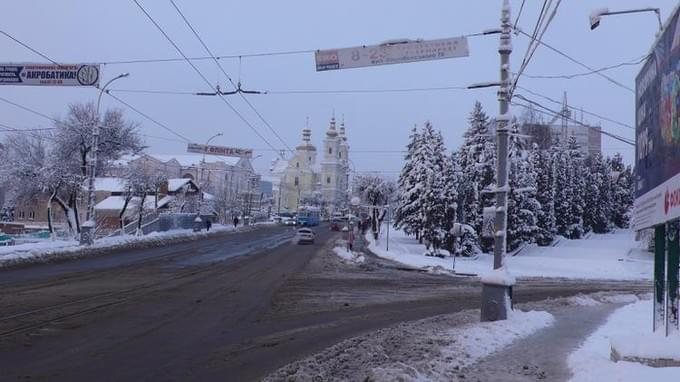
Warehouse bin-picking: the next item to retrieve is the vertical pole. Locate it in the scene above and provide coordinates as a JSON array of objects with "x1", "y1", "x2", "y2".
[
  {"x1": 480, "y1": 0, "x2": 513, "y2": 323},
  {"x1": 654, "y1": 224, "x2": 666, "y2": 333},
  {"x1": 667, "y1": 221, "x2": 679, "y2": 335},
  {"x1": 494, "y1": 0, "x2": 512, "y2": 270},
  {"x1": 386, "y1": 205, "x2": 390, "y2": 251}
]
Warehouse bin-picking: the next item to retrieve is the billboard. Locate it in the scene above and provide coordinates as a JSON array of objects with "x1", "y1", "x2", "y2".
[
  {"x1": 634, "y1": 6, "x2": 680, "y2": 230},
  {"x1": 315, "y1": 37, "x2": 469, "y2": 72},
  {"x1": 187, "y1": 143, "x2": 253, "y2": 158},
  {"x1": 0, "y1": 63, "x2": 100, "y2": 87}
]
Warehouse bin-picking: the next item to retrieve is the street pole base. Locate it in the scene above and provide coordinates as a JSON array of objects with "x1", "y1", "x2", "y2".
[
  {"x1": 481, "y1": 283, "x2": 513, "y2": 322},
  {"x1": 79, "y1": 225, "x2": 94, "y2": 246}
]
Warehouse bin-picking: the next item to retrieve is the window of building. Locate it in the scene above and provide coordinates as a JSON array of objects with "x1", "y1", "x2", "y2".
[
  {"x1": 328, "y1": 147, "x2": 332, "y2": 154},
  {"x1": 326, "y1": 176, "x2": 331, "y2": 184},
  {"x1": 338, "y1": 151, "x2": 342, "y2": 159},
  {"x1": 296, "y1": 162, "x2": 300, "y2": 168},
  {"x1": 294, "y1": 176, "x2": 299, "y2": 186},
  {"x1": 308, "y1": 156, "x2": 311, "y2": 162},
  {"x1": 28, "y1": 211, "x2": 35, "y2": 220}
]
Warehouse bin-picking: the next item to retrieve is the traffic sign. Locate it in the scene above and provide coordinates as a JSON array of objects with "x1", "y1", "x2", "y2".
[
  {"x1": 187, "y1": 143, "x2": 253, "y2": 158},
  {"x1": 315, "y1": 37, "x2": 469, "y2": 71},
  {"x1": 0, "y1": 63, "x2": 100, "y2": 87}
]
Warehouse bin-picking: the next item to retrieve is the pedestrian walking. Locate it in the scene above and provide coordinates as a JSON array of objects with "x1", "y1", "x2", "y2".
[
  {"x1": 206, "y1": 219, "x2": 212, "y2": 231},
  {"x1": 233, "y1": 216, "x2": 239, "y2": 228}
]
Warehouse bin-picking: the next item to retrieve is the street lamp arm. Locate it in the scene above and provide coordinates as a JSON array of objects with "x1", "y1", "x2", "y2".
[{"x1": 590, "y1": 7, "x2": 662, "y2": 31}]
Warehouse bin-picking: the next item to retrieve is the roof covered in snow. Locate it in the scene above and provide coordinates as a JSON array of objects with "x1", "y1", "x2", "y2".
[
  {"x1": 95, "y1": 195, "x2": 174, "y2": 211},
  {"x1": 85, "y1": 177, "x2": 127, "y2": 193},
  {"x1": 167, "y1": 178, "x2": 197, "y2": 192}
]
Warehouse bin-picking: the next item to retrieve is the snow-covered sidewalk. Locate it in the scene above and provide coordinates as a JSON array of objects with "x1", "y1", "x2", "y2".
[
  {"x1": 569, "y1": 299, "x2": 680, "y2": 381},
  {"x1": 366, "y1": 228, "x2": 652, "y2": 281},
  {"x1": 0, "y1": 223, "x2": 262, "y2": 268}
]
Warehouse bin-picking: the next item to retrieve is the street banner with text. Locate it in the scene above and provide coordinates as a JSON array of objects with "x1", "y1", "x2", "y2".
[
  {"x1": 187, "y1": 143, "x2": 253, "y2": 158},
  {"x1": 0, "y1": 63, "x2": 100, "y2": 87},
  {"x1": 315, "y1": 37, "x2": 469, "y2": 71}
]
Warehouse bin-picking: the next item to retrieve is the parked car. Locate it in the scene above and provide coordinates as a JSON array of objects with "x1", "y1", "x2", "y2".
[{"x1": 294, "y1": 228, "x2": 315, "y2": 244}]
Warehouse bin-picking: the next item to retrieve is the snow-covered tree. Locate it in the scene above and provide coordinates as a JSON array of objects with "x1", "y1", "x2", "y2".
[
  {"x1": 121, "y1": 163, "x2": 167, "y2": 235},
  {"x1": 506, "y1": 119, "x2": 540, "y2": 251},
  {"x1": 608, "y1": 153, "x2": 634, "y2": 228},
  {"x1": 456, "y1": 101, "x2": 495, "y2": 254},
  {"x1": 583, "y1": 152, "x2": 612, "y2": 233},
  {"x1": 394, "y1": 127, "x2": 424, "y2": 239},
  {"x1": 418, "y1": 125, "x2": 448, "y2": 255},
  {"x1": 354, "y1": 174, "x2": 396, "y2": 240},
  {"x1": 529, "y1": 144, "x2": 556, "y2": 245}
]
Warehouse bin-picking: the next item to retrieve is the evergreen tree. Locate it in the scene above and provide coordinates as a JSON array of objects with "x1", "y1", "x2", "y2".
[
  {"x1": 506, "y1": 119, "x2": 540, "y2": 251},
  {"x1": 529, "y1": 144, "x2": 556, "y2": 245},
  {"x1": 394, "y1": 127, "x2": 423, "y2": 238},
  {"x1": 584, "y1": 152, "x2": 612, "y2": 233},
  {"x1": 420, "y1": 123, "x2": 448, "y2": 255},
  {"x1": 609, "y1": 153, "x2": 634, "y2": 228},
  {"x1": 456, "y1": 101, "x2": 495, "y2": 255}
]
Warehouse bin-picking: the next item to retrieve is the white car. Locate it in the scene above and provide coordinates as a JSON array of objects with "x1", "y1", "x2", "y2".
[{"x1": 295, "y1": 228, "x2": 315, "y2": 244}]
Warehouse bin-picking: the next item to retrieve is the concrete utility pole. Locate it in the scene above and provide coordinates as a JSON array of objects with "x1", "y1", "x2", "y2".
[
  {"x1": 480, "y1": 0, "x2": 514, "y2": 322},
  {"x1": 81, "y1": 73, "x2": 129, "y2": 245}
]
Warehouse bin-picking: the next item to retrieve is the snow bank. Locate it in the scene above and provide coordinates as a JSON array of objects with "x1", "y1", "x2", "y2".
[
  {"x1": 332, "y1": 245, "x2": 365, "y2": 264},
  {"x1": 367, "y1": 228, "x2": 652, "y2": 281},
  {"x1": 370, "y1": 309, "x2": 554, "y2": 381},
  {"x1": 0, "y1": 224, "x2": 239, "y2": 268},
  {"x1": 569, "y1": 299, "x2": 680, "y2": 381}
]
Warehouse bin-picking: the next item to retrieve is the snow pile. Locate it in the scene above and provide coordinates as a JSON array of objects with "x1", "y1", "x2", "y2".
[
  {"x1": 0, "y1": 224, "x2": 238, "y2": 267},
  {"x1": 367, "y1": 228, "x2": 652, "y2": 280},
  {"x1": 569, "y1": 299, "x2": 680, "y2": 381},
  {"x1": 479, "y1": 266, "x2": 516, "y2": 286},
  {"x1": 370, "y1": 309, "x2": 554, "y2": 381},
  {"x1": 332, "y1": 245, "x2": 365, "y2": 264}
]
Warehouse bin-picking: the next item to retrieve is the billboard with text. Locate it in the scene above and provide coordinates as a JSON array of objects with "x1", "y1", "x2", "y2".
[{"x1": 634, "y1": 6, "x2": 680, "y2": 230}]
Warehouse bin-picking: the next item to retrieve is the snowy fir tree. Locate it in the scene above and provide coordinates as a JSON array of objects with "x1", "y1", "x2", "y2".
[
  {"x1": 506, "y1": 119, "x2": 540, "y2": 251},
  {"x1": 608, "y1": 153, "x2": 634, "y2": 228},
  {"x1": 528, "y1": 144, "x2": 556, "y2": 246},
  {"x1": 394, "y1": 127, "x2": 424, "y2": 240},
  {"x1": 455, "y1": 101, "x2": 495, "y2": 255},
  {"x1": 583, "y1": 152, "x2": 612, "y2": 233}
]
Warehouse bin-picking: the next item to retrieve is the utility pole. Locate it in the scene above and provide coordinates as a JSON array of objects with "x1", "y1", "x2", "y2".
[
  {"x1": 481, "y1": 0, "x2": 514, "y2": 322},
  {"x1": 81, "y1": 73, "x2": 129, "y2": 245}
]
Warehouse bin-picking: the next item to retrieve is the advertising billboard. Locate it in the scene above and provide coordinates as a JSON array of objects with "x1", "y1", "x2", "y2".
[
  {"x1": 0, "y1": 63, "x2": 100, "y2": 87},
  {"x1": 315, "y1": 37, "x2": 469, "y2": 72},
  {"x1": 634, "y1": 6, "x2": 680, "y2": 230},
  {"x1": 186, "y1": 143, "x2": 253, "y2": 158}
]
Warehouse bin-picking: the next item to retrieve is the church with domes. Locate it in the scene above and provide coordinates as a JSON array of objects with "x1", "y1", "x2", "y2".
[{"x1": 275, "y1": 116, "x2": 350, "y2": 214}]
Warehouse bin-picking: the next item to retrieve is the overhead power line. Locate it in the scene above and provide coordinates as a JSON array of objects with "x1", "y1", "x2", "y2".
[
  {"x1": 169, "y1": 0, "x2": 293, "y2": 154},
  {"x1": 516, "y1": 86, "x2": 634, "y2": 130},
  {"x1": 109, "y1": 85, "x2": 468, "y2": 96},
  {"x1": 515, "y1": 29, "x2": 634, "y2": 93},
  {"x1": 521, "y1": 54, "x2": 649, "y2": 80},
  {"x1": 102, "y1": 49, "x2": 316, "y2": 65},
  {"x1": 512, "y1": 94, "x2": 634, "y2": 146},
  {"x1": 0, "y1": 30, "x2": 60, "y2": 65},
  {"x1": 131, "y1": 0, "x2": 279, "y2": 152}
]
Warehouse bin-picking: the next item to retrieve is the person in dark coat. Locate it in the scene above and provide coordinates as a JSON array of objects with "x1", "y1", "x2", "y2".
[
  {"x1": 206, "y1": 219, "x2": 212, "y2": 231},
  {"x1": 233, "y1": 216, "x2": 239, "y2": 228}
]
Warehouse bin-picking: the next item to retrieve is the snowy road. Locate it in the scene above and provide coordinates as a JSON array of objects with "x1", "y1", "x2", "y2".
[{"x1": 0, "y1": 228, "x2": 650, "y2": 381}]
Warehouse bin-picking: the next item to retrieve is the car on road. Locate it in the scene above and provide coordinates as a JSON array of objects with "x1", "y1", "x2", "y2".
[
  {"x1": 330, "y1": 218, "x2": 343, "y2": 231},
  {"x1": 294, "y1": 228, "x2": 315, "y2": 244}
]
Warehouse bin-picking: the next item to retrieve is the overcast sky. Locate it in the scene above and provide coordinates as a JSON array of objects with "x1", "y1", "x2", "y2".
[{"x1": 1, "y1": 1, "x2": 677, "y2": 175}]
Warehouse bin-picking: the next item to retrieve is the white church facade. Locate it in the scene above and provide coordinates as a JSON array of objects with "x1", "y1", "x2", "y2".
[{"x1": 273, "y1": 116, "x2": 350, "y2": 214}]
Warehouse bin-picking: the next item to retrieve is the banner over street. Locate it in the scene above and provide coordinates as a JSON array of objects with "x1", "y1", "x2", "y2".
[
  {"x1": 315, "y1": 37, "x2": 469, "y2": 71},
  {"x1": 0, "y1": 63, "x2": 100, "y2": 87}
]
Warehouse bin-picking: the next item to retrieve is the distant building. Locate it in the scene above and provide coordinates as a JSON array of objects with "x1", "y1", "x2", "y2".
[
  {"x1": 276, "y1": 116, "x2": 350, "y2": 214},
  {"x1": 522, "y1": 123, "x2": 602, "y2": 156}
]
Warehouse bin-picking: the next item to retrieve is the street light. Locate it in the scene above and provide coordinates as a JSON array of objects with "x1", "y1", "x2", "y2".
[
  {"x1": 82, "y1": 72, "x2": 130, "y2": 245},
  {"x1": 589, "y1": 7, "x2": 662, "y2": 31}
]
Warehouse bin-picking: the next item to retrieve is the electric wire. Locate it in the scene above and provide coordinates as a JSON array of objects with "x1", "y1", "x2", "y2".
[
  {"x1": 514, "y1": 0, "x2": 527, "y2": 29},
  {"x1": 169, "y1": 0, "x2": 293, "y2": 154},
  {"x1": 0, "y1": 30, "x2": 60, "y2": 65},
  {"x1": 131, "y1": 0, "x2": 279, "y2": 152},
  {"x1": 515, "y1": 29, "x2": 634, "y2": 93},
  {"x1": 516, "y1": 86, "x2": 634, "y2": 130},
  {"x1": 521, "y1": 54, "x2": 649, "y2": 80},
  {"x1": 512, "y1": 94, "x2": 634, "y2": 146}
]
